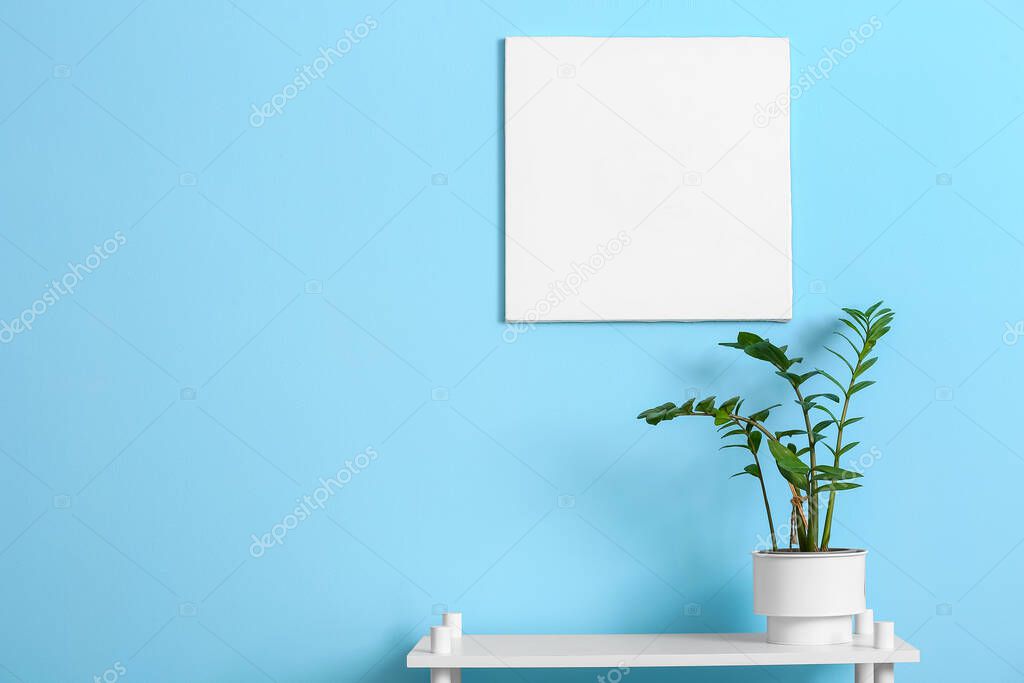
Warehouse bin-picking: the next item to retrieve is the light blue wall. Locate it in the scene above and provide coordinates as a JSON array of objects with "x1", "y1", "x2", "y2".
[{"x1": 1, "y1": 1, "x2": 1022, "y2": 681}]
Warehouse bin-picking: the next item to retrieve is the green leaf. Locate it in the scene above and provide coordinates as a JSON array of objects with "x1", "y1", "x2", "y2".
[
  {"x1": 775, "y1": 429, "x2": 805, "y2": 438},
  {"x1": 816, "y1": 482, "x2": 862, "y2": 493},
  {"x1": 864, "y1": 301, "x2": 883, "y2": 318},
  {"x1": 855, "y1": 357, "x2": 877, "y2": 377},
  {"x1": 839, "y1": 318, "x2": 865, "y2": 341},
  {"x1": 867, "y1": 326, "x2": 891, "y2": 342},
  {"x1": 721, "y1": 334, "x2": 798, "y2": 371},
  {"x1": 817, "y1": 370, "x2": 846, "y2": 393},
  {"x1": 767, "y1": 439, "x2": 810, "y2": 491},
  {"x1": 749, "y1": 404, "x2": 782, "y2": 422},
  {"x1": 836, "y1": 441, "x2": 861, "y2": 456},
  {"x1": 873, "y1": 310, "x2": 894, "y2": 324},
  {"x1": 696, "y1": 396, "x2": 717, "y2": 413},
  {"x1": 824, "y1": 346, "x2": 855, "y2": 374},
  {"x1": 807, "y1": 392, "x2": 841, "y2": 403},
  {"x1": 722, "y1": 429, "x2": 746, "y2": 438},
  {"x1": 734, "y1": 331, "x2": 764, "y2": 347},
  {"x1": 813, "y1": 419, "x2": 833, "y2": 434},
  {"x1": 834, "y1": 331, "x2": 861, "y2": 355},
  {"x1": 719, "y1": 396, "x2": 741, "y2": 413},
  {"x1": 842, "y1": 308, "x2": 867, "y2": 325},
  {"x1": 795, "y1": 398, "x2": 819, "y2": 411},
  {"x1": 637, "y1": 402, "x2": 675, "y2": 420},
  {"x1": 731, "y1": 463, "x2": 762, "y2": 479},
  {"x1": 713, "y1": 408, "x2": 732, "y2": 426},
  {"x1": 749, "y1": 431, "x2": 762, "y2": 453},
  {"x1": 787, "y1": 356, "x2": 804, "y2": 368},
  {"x1": 874, "y1": 317, "x2": 895, "y2": 334},
  {"x1": 719, "y1": 332, "x2": 760, "y2": 350},
  {"x1": 776, "y1": 371, "x2": 801, "y2": 385},
  {"x1": 842, "y1": 416, "x2": 863, "y2": 427},
  {"x1": 813, "y1": 465, "x2": 863, "y2": 480},
  {"x1": 720, "y1": 443, "x2": 750, "y2": 451},
  {"x1": 849, "y1": 380, "x2": 876, "y2": 395},
  {"x1": 746, "y1": 341, "x2": 793, "y2": 370},
  {"x1": 811, "y1": 404, "x2": 840, "y2": 422}
]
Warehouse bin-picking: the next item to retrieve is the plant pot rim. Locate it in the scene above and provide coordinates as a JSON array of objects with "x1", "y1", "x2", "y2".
[{"x1": 753, "y1": 548, "x2": 866, "y2": 557}]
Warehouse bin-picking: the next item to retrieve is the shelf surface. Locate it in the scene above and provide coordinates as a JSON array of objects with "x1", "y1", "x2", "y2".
[{"x1": 407, "y1": 632, "x2": 920, "y2": 669}]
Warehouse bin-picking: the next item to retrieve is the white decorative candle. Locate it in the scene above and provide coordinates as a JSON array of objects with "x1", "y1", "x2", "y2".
[
  {"x1": 443, "y1": 612, "x2": 463, "y2": 639},
  {"x1": 854, "y1": 609, "x2": 874, "y2": 636},
  {"x1": 874, "y1": 621, "x2": 895, "y2": 649},
  {"x1": 431, "y1": 626, "x2": 453, "y2": 654}
]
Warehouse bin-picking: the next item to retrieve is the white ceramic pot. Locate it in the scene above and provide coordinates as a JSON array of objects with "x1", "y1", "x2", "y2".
[{"x1": 752, "y1": 549, "x2": 867, "y2": 645}]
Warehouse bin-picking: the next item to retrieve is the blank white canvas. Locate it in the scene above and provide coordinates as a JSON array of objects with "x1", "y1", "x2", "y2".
[{"x1": 504, "y1": 37, "x2": 792, "y2": 322}]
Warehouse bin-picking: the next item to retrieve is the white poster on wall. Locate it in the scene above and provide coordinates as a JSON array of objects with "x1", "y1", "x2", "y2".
[{"x1": 504, "y1": 36, "x2": 792, "y2": 322}]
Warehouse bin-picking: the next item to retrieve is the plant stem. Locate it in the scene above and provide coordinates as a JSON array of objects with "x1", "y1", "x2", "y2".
[
  {"x1": 726, "y1": 414, "x2": 808, "y2": 529},
  {"x1": 681, "y1": 412, "x2": 790, "y2": 549},
  {"x1": 744, "y1": 426, "x2": 777, "y2": 551},
  {"x1": 791, "y1": 385, "x2": 819, "y2": 551},
  {"x1": 716, "y1": 413, "x2": 810, "y2": 545},
  {"x1": 820, "y1": 355, "x2": 863, "y2": 550}
]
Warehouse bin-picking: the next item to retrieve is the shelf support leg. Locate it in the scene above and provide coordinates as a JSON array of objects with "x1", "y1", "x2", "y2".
[
  {"x1": 429, "y1": 625, "x2": 456, "y2": 683},
  {"x1": 872, "y1": 619, "x2": 895, "y2": 683},
  {"x1": 855, "y1": 662, "x2": 873, "y2": 682}
]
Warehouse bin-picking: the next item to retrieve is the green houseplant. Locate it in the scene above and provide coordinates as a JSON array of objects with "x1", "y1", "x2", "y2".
[
  {"x1": 636, "y1": 302, "x2": 894, "y2": 645},
  {"x1": 637, "y1": 301, "x2": 892, "y2": 551}
]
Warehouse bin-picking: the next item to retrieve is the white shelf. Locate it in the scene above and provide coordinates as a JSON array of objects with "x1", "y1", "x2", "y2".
[{"x1": 407, "y1": 632, "x2": 920, "y2": 669}]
